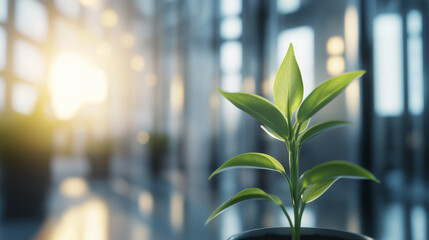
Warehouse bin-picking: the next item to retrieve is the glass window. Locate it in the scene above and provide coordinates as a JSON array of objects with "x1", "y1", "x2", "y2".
[
  {"x1": 380, "y1": 203, "x2": 405, "y2": 240},
  {"x1": 134, "y1": 0, "x2": 154, "y2": 19},
  {"x1": 221, "y1": 74, "x2": 242, "y2": 93},
  {"x1": 12, "y1": 82, "x2": 38, "y2": 115},
  {"x1": 13, "y1": 39, "x2": 45, "y2": 83},
  {"x1": 220, "y1": 0, "x2": 241, "y2": 16},
  {"x1": 0, "y1": 0, "x2": 8, "y2": 22},
  {"x1": 278, "y1": 26, "x2": 314, "y2": 97},
  {"x1": 344, "y1": 6, "x2": 359, "y2": 66},
  {"x1": 407, "y1": 10, "x2": 423, "y2": 115},
  {"x1": 277, "y1": 0, "x2": 300, "y2": 14},
  {"x1": 55, "y1": 0, "x2": 81, "y2": 18},
  {"x1": 220, "y1": 208, "x2": 241, "y2": 240},
  {"x1": 411, "y1": 205, "x2": 427, "y2": 240},
  {"x1": 0, "y1": 26, "x2": 6, "y2": 70},
  {"x1": 220, "y1": 41, "x2": 242, "y2": 74},
  {"x1": 15, "y1": 0, "x2": 48, "y2": 42},
  {"x1": 221, "y1": 74, "x2": 242, "y2": 133},
  {"x1": 407, "y1": 10, "x2": 422, "y2": 34},
  {"x1": 0, "y1": 77, "x2": 5, "y2": 111},
  {"x1": 373, "y1": 14, "x2": 403, "y2": 116},
  {"x1": 220, "y1": 17, "x2": 242, "y2": 39}
]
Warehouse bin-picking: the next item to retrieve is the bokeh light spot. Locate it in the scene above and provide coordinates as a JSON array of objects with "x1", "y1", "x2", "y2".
[
  {"x1": 326, "y1": 36, "x2": 345, "y2": 55},
  {"x1": 136, "y1": 131, "x2": 150, "y2": 144},
  {"x1": 100, "y1": 9, "x2": 118, "y2": 28},
  {"x1": 60, "y1": 177, "x2": 88, "y2": 198},
  {"x1": 131, "y1": 54, "x2": 145, "y2": 72},
  {"x1": 326, "y1": 56, "x2": 345, "y2": 75}
]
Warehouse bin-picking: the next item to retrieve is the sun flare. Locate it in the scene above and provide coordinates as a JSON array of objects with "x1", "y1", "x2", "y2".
[{"x1": 48, "y1": 52, "x2": 108, "y2": 120}]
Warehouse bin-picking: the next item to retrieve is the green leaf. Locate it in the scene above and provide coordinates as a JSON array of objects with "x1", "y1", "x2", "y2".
[
  {"x1": 274, "y1": 43, "x2": 304, "y2": 119},
  {"x1": 206, "y1": 188, "x2": 283, "y2": 224},
  {"x1": 209, "y1": 153, "x2": 285, "y2": 179},
  {"x1": 297, "y1": 71, "x2": 365, "y2": 124},
  {"x1": 299, "y1": 120, "x2": 350, "y2": 144},
  {"x1": 219, "y1": 90, "x2": 289, "y2": 139},
  {"x1": 298, "y1": 119, "x2": 310, "y2": 133},
  {"x1": 302, "y1": 178, "x2": 338, "y2": 203},
  {"x1": 261, "y1": 125, "x2": 285, "y2": 141},
  {"x1": 301, "y1": 161, "x2": 379, "y2": 188}
]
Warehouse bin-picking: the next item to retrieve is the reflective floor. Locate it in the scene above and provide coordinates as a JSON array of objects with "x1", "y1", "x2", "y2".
[
  {"x1": 1, "y1": 181, "x2": 145, "y2": 240},
  {"x1": 0, "y1": 152, "x2": 193, "y2": 240},
  {"x1": 0, "y1": 155, "x2": 426, "y2": 240},
  {"x1": 1, "y1": 179, "x2": 190, "y2": 240},
  {"x1": 0, "y1": 176, "x2": 426, "y2": 240}
]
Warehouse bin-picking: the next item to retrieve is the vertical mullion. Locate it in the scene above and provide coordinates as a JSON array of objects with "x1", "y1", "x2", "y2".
[
  {"x1": 358, "y1": 0, "x2": 376, "y2": 237},
  {"x1": 421, "y1": 0, "x2": 429, "y2": 238},
  {"x1": 43, "y1": 0, "x2": 56, "y2": 112},
  {"x1": 400, "y1": 0, "x2": 413, "y2": 238},
  {"x1": 4, "y1": 0, "x2": 16, "y2": 114}
]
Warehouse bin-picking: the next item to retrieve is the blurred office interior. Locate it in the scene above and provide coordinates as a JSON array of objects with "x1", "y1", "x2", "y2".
[{"x1": 0, "y1": 0, "x2": 427, "y2": 239}]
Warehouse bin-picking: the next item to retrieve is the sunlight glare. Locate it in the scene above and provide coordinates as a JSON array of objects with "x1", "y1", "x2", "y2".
[
  {"x1": 50, "y1": 198, "x2": 108, "y2": 240},
  {"x1": 83, "y1": 200, "x2": 108, "y2": 240},
  {"x1": 49, "y1": 52, "x2": 108, "y2": 120}
]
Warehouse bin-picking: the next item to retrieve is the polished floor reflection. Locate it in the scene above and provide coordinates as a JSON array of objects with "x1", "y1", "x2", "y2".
[{"x1": 0, "y1": 177, "x2": 194, "y2": 240}]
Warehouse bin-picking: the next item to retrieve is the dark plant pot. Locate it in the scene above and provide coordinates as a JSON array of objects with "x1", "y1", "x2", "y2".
[
  {"x1": 0, "y1": 112, "x2": 54, "y2": 219},
  {"x1": 228, "y1": 227, "x2": 373, "y2": 240},
  {"x1": 1, "y1": 149, "x2": 51, "y2": 219}
]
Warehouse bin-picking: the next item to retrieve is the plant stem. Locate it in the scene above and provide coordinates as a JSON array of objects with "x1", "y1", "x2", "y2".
[
  {"x1": 287, "y1": 127, "x2": 303, "y2": 240},
  {"x1": 280, "y1": 205, "x2": 294, "y2": 229},
  {"x1": 287, "y1": 140, "x2": 299, "y2": 240}
]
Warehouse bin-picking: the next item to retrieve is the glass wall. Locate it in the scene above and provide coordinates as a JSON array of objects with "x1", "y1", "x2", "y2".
[
  {"x1": 359, "y1": 1, "x2": 428, "y2": 240},
  {"x1": 0, "y1": 0, "x2": 427, "y2": 240}
]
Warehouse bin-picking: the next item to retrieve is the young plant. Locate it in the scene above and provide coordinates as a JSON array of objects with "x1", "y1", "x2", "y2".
[{"x1": 206, "y1": 44, "x2": 379, "y2": 240}]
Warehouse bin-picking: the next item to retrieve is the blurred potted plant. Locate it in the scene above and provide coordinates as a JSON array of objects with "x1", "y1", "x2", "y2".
[
  {"x1": 0, "y1": 94, "x2": 56, "y2": 219},
  {"x1": 206, "y1": 44, "x2": 379, "y2": 240},
  {"x1": 148, "y1": 132, "x2": 169, "y2": 176}
]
